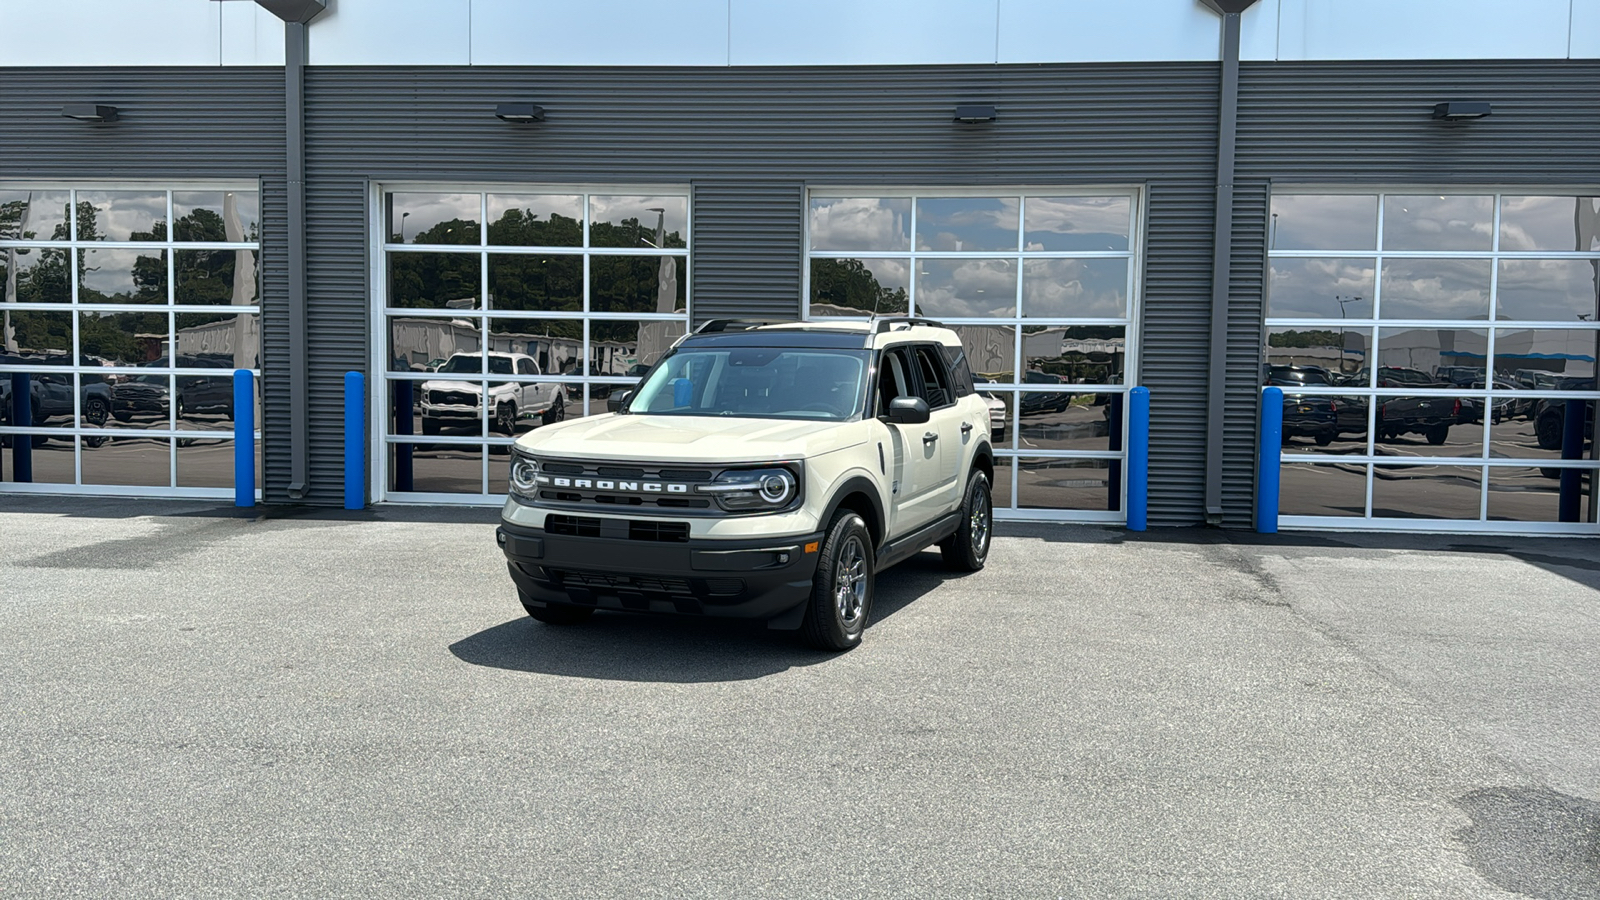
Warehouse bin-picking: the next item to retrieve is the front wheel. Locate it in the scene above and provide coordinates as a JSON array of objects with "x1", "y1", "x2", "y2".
[
  {"x1": 801, "y1": 511, "x2": 874, "y2": 652},
  {"x1": 940, "y1": 470, "x2": 992, "y2": 572}
]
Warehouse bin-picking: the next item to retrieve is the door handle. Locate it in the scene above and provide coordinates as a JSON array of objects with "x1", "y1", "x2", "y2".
[
  {"x1": 960, "y1": 422, "x2": 973, "y2": 435},
  {"x1": 923, "y1": 432, "x2": 938, "y2": 444}
]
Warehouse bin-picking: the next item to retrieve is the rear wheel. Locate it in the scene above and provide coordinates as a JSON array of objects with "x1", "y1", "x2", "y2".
[
  {"x1": 1313, "y1": 432, "x2": 1333, "y2": 446},
  {"x1": 801, "y1": 511, "x2": 874, "y2": 652},
  {"x1": 519, "y1": 590, "x2": 593, "y2": 625},
  {"x1": 1425, "y1": 424, "x2": 1450, "y2": 446},
  {"x1": 542, "y1": 395, "x2": 566, "y2": 425},
  {"x1": 1536, "y1": 410, "x2": 1563, "y2": 451},
  {"x1": 940, "y1": 470, "x2": 992, "y2": 572}
]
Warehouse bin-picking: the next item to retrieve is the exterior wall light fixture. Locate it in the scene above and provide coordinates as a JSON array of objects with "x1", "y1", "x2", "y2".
[
  {"x1": 953, "y1": 105, "x2": 997, "y2": 125},
  {"x1": 495, "y1": 103, "x2": 546, "y2": 124},
  {"x1": 62, "y1": 104, "x2": 119, "y2": 122},
  {"x1": 1432, "y1": 101, "x2": 1492, "y2": 121}
]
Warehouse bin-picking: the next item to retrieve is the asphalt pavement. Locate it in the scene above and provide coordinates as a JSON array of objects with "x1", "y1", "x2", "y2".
[{"x1": 1, "y1": 496, "x2": 1597, "y2": 898}]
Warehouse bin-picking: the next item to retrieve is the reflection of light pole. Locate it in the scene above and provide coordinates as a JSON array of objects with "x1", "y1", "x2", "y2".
[
  {"x1": 1335, "y1": 295, "x2": 1361, "y2": 318},
  {"x1": 642, "y1": 208, "x2": 665, "y2": 248},
  {"x1": 400, "y1": 211, "x2": 410, "y2": 243},
  {"x1": 1270, "y1": 213, "x2": 1279, "y2": 250}
]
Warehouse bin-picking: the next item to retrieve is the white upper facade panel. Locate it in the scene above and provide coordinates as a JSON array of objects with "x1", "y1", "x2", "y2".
[{"x1": 3, "y1": 0, "x2": 1597, "y2": 66}]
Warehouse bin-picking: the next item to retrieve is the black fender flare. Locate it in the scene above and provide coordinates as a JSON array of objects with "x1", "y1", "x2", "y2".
[{"x1": 819, "y1": 474, "x2": 887, "y2": 550}]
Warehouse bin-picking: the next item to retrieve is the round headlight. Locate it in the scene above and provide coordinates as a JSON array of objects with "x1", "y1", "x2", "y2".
[
  {"x1": 758, "y1": 471, "x2": 794, "y2": 505},
  {"x1": 509, "y1": 456, "x2": 539, "y2": 494}
]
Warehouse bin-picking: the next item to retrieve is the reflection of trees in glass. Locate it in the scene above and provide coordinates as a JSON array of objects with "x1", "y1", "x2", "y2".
[
  {"x1": 811, "y1": 259, "x2": 905, "y2": 314},
  {"x1": 590, "y1": 216, "x2": 685, "y2": 250},
  {"x1": 389, "y1": 253, "x2": 479, "y2": 308},
  {"x1": 488, "y1": 210, "x2": 581, "y2": 247},
  {"x1": 592, "y1": 254, "x2": 683, "y2": 313},
  {"x1": 80, "y1": 312, "x2": 166, "y2": 364},
  {"x1": 3, "y1": 200, "x2": 72, "y2": 304},
  {"x1": 1268, "y1": 329, "x2": 1343, "y2": 348},
  {"x1": 489, "y1": 256, "x2": 581, "y2": 312},
  {"x1": 5, "y1": 311, "x2": 70, "y2": 355}
]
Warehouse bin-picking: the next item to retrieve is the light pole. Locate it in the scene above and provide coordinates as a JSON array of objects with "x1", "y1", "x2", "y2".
[
  {"x1": 400, "y1": 211, "x2": 410, "y2": 243},
  {"x1": 1270, "y1": 212, "x2": 1279, "y2": 250},
  {"x1": 1335, "y1": 295, "x2": 1362, "y2": 319}
]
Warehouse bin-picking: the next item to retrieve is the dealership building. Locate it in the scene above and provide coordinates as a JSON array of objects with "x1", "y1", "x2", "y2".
[{"x1": 2, "y1": 0, "x2": 1598, "y2": 534}]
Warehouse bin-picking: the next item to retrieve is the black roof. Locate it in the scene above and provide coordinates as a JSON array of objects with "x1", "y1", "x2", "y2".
[{"x1": 677, "y1": 329, "x2": 870, "y2": 350}]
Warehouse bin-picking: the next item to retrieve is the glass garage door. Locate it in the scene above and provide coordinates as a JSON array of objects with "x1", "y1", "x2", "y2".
[
  {"x1": 377, "y1": 187, "x2": 690, "y2": 503},
  {"x1": 1267, "y1": 191, "x2": 1600, "y2": 532},
  {"x1": 805, "y1": 190, "x2": 1141, "y2": 523},
  {"x1": 0, "y1": 185, "x2": 262, "y2": 497}
]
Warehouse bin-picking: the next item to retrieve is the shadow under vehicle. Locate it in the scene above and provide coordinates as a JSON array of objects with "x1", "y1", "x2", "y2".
[{"x1": 1532, "y1": 379, "x2": 1596, "y2": 451}]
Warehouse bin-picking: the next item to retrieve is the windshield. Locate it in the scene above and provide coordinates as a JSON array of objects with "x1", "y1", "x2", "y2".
[
  {"x1": 439, "y1": 355, "x2": 513, "y2": 375},
  {"x1": 626, "y1": 347, "x2": 869, "y2": 420}
]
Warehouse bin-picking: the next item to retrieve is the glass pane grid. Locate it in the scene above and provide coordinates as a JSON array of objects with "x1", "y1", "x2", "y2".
[
  {"x1": 807, "y1": 191, "x2": 1140, "y2": 516},
  {"x1": 1268, "y1": 190, "x2": 1600, "y2": 527},
  {"x1": 2, "y1": 185, "x2": 260, "y2": 496},
  {"x1": 380, "y1": 187, "x2": 690, "y2": 500}
]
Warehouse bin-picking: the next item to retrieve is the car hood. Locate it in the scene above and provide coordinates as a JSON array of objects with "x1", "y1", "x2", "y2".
[
  {"x1": 420, "y1": 380, "x2": 498, "y2": 393},
  {"x1": 515, "y1": 413, "x2": 868, "y2": 463}
]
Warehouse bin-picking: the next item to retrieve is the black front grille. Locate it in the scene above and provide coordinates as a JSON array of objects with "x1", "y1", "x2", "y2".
[
  {"x1": 433, "y1": 390, "x2": 478, "y2": 406},
  {"x1": 545, "y1": 514, "x2": 601, "y2": 537},
  {"x1": 528, "y1": 456, "x2": 723, "y2": 514},
  {"x1": 628, "y1": 520, "x2": 689, "y2": 543}
]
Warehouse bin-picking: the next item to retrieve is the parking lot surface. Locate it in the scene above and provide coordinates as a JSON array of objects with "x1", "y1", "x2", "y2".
[{"x1": 2, "y1": 497, "x2": 1597, "y2": 899}]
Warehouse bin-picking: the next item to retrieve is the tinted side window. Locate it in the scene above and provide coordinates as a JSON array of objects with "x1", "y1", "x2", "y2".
[
  {"x1": 939, "y1": 344, "x2": 974, "y2": 398},
  {"x1": 913, "y1": 346, "x2": 953, "y2": 408},
  {"x1": 517, "y1": 358, "x2": 535, "y2": 375}
]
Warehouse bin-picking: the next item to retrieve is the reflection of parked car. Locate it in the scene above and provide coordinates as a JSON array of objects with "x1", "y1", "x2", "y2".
[
  {"x1": 1471, "y1": 377, "x2": 1533, "y2": 424},
  {"x1": 176, "y1": 373, "x2": 236, "y2": 418},
  {"x1": 111, "y1": 374, "x2": 172, "y2": 422},
  {"x1": 1020, "y1": 371, "x2": 1073, "y2": 414},
  {"x1": 420, "y1": 352, "x2": 566, "y2": 435},
  {"x1": 1266, "y1": 365, "x2": 1363, "y2": 442},
  {"x1": 1371, "y1": 366, "x2": 1472, "y2": 445},
  {"x1": 1533, "y1": 379, "x2": 1596, "y2": 450}
]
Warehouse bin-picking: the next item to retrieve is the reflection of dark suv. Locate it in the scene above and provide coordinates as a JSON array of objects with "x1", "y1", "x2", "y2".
[
  {"x1": 1373, "y1": 367, "x2": 1472, "y2": 445},
  {"x1": 1533, "y1": 379, "x2": 1595, "y2": 450},
  {"x1": 0, "y1": 356, "x2": 115, "y2": 443}
]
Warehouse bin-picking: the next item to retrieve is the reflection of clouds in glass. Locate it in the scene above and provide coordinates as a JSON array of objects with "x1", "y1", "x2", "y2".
[
  {"x1": 1380, "y1": 259, "x2": 1491, "y2": 319},
  {"x1": 1267, "y1": 258, "x2": 1375, "y2": 318},
  {"x1": 1270, "y1": 195, "x2": 1377, "y2": 251},
  {"x1": 915, "y1": 197, "x2": 1018, "y2": 252},
  {"x1": 1500, "y1": 196, "x2": 1600, "y2": 252},
  {"x1": 0, "y1": 190, "x2": 70, "y2": 240},
  {"x1": 1382, "y1": 195, "x2": 1492, "y2": 251},
  {"x1": 589, "y1": 196, "x2": 687, "y2": 237},
  {"x1": 1022, "y1": 259, "x2": 1126, "y2": 317},
  {"x1": 1497, "y1": 259, "x2": 1600, "y2": 321},
  {"x1": 1024, "y1": 197, "x2": 1130, "y2": 251},
  {"x1": 489, "y1": 193, "x2": 582, "y2": 225},
  {"x1": 809, "y1": 197, "x2": 909, "y2": 252},
  {"x1": 80, "y1": 190, "x2": 166, "y2": 242},
  {"x1": 915, "y1": 259, "x2": 1015, "y2": 318},
  {"x1": 390, "y1": 192, "x2": 481, "y2": 244},
  {"x1": 80, "y1": 248, "x2": 163, "y2": 297}
]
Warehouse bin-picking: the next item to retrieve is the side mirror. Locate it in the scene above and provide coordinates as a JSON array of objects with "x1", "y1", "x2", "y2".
[
  {"x1": 886, "y1": 396, "x2": 930, "y2": 425},
  {"x1": 607, "y1": 389, "x2": 634, "y2": 413}
]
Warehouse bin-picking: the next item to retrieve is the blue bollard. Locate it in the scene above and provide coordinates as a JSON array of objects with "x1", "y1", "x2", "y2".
[
  {"x1": 345, "y1": 371, "x2": 365, "y2": 510},
  {"x1": 1257, "y1": 386, "x2": 1284, "y2": 533},
  {"x1": 233, "y1": 370, "x2": 254, "y2": 507},
  {"x1": 10, "y1": 373, "x2": 33, "y2": 483},
  {"x1": 1127, "y1": 386, "x2": 1150, "y2": 531}
]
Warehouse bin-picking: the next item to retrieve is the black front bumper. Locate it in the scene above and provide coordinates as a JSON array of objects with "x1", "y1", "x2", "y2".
[{"x1": 498, "y1": 521, "x2": 825, "y2": 621}]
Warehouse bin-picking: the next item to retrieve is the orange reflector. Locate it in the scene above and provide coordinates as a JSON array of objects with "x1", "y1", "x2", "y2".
[{"x1": 804, "y1": 542, "x2": 820, "y2": 554}]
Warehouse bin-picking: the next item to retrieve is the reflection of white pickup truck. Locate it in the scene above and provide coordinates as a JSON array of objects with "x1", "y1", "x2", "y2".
[{"x1": 420, "y1": 352, "x2": 566, "y2": 435}]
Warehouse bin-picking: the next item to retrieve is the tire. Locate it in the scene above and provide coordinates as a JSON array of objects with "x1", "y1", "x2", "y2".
[
  {"x1": 519, "y1": 591, "x2": 594, "y2": 625},
  {"x1": 940, "y1": 470, "x2": 992, "y2": 572},
  {"x1": 494, "y1": 402, "x2": 516, "y2": 435},
  {"x1": 542, "y1": 394, "x2": 567, "y2": 425},
  {"x1": 1536, "y1": 411, "x2": 1563, "y2": 451},
  {"x1": 421, "y1": 417, "x2": 441, "y2": 436},
  {"x1": 1314, "y1": 432, "x2": 1333, "y2": 446},
  {"x1": 1425, "y1": 424, "x2": 1449, "y2": 446},
  {"x1": 112, "y1": 410, "x2": 133, "y2": 423},
  {"x1": 801, "y1": 511, "x2": 875, "y2": 652},
  {"x1": 83, "y1": 396, "x2": 110, "y2": 426}
]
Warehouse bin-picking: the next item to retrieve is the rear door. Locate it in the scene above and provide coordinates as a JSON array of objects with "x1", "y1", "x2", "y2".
[
  {"x1": 909, "y1": 344, "x2": 964, "y2": 512},
  {"x1": 875, "y1": 347, "x2": 944, "y2": 532}
]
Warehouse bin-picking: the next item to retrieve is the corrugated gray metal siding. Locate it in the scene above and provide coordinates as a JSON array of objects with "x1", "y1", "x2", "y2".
[
  {"x1": 1233, "y1": 60, "x2": 1600, "y2": 527},
  {"x1": 304, "y1": 64, "x2": 1222, "y2": 518},
  {"x1": 691, "y1": 183, "x2": 803, "y2": 323}
]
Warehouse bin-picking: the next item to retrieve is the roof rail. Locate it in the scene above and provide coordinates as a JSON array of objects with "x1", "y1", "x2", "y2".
[
  {"x1": 694, "y1": 318, "x2": 788, "y2": 334},
  {"x1": 871, "y1": 316, "x2": 946, "y2": 334}
]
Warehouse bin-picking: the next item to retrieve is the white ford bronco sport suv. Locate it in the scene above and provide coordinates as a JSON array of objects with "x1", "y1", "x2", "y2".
[{"x1": 496, "y1": 318, "x2": 994, "y2": 651}]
